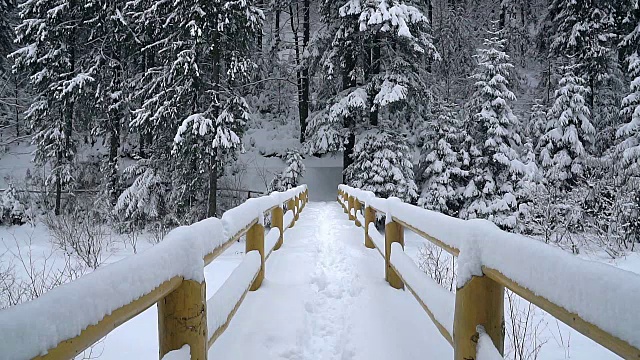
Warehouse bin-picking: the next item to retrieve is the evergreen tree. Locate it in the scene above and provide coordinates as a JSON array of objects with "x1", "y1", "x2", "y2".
[
  {"x1": 461, "y1": 29, "x2": 524, "y2": 229},
  {"x1": 12, "y1": 0, "x2": 94, "y2": 215},
  {"x1": 540, "y1": 66, "x2": 595, "y2": 187},
  {"x1": 269, "y1": 149, "x2": 306, "y2": 192},
  {"x1": 345, "y1": 129, "x2": 418, "y2": 202},
  {"x1": 416, "y1": 101, "x2": 469, "y2": 217}
]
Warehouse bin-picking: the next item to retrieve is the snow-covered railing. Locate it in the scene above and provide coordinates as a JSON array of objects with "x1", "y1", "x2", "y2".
[
  {"x1": 0, "y1": 185, "x2": 309, "y2": 360},
  {"x1": 338, "y1": 184, "x2": 640, "y2": 360}
]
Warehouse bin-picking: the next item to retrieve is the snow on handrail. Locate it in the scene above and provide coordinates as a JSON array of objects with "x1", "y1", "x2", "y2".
[
  {"x1": 476, "y1": 326, "x2": 504, "y2": 360},
  {"x1": 0, "y1": 185, "x2": 308, "y2": 360},
  {"x1": 390, "y1": 242, "x2": 454, "y2": 345},
  {"x1": 207, "y1": 250, "x2": 262, "y2": 347},
  {"x1": 339, "y1": 184, "x2": 640, "y2": 358}
]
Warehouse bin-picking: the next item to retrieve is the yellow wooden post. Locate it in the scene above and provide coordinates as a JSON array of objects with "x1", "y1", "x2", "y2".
[
  {"x1": 287, "y1": 198, "x2": 296, "y2": 227},
  {"x1": 271, "y1": 206, "x2": 284, "y2": 250},
  {"x1": 294, "y1": 195, "x2": 300, "y2": 221},
  {"x1": 348, "y1": 196, "x2": 355, "y2": 220},
  {"x1": 364, "y1": 206, "x2": 375, "y2": 249},
  {"x1": 158, "y1": 279, "x2": 207, "y2": 360},
  {"x1": 453, "y1": 276, "x2": 505, "y2": 360},
  {"x1": 354, "y1": 199, "x2": 362, "y2": 227},
  {"x1": 384, "y1": 219, "x2": 404, "y2": 289},
  {"x1": 246, "y1": 221, "x2": 265, "y2": 291}
]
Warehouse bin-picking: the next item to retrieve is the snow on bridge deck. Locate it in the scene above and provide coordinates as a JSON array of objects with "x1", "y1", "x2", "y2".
[{"x1": 209, "y1": 202, "x2": 451, "y2": 360}]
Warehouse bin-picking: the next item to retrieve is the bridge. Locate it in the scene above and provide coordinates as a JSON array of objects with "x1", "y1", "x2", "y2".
[{"x1": 1, "y1": 185, "x2": 639, "y2": 360}]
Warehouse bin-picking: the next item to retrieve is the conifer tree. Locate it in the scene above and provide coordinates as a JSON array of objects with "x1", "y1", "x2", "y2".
[
  {"x1": 416, "y1": 101, "x2": 469, "y2": 216},
  {"x1": 540, "y1": 66, "x2": 595, "y2": 187},
  {"x1": 461, "y1": 29, "x2": 524, "y2": 229},
  {"x1": 345, "y1": 129, "x2": 418, "y2": 202}
]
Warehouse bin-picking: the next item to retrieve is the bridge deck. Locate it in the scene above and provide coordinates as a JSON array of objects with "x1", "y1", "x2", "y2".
[{"x1": 209, "y1": 202, "x2": 451, "y2": 360}]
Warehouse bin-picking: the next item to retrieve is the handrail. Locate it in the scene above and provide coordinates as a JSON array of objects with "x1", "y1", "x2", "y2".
[
  {"x1": 0, "y1": 185, "x2": 309, "y2": 360},
  {"x1": 338, "y1": 184, "x2": 640, "y2": 360}
]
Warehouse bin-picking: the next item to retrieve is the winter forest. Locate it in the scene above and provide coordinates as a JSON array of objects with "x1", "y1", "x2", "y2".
[{"x1": 1, "y1": 0, "x2": 640, "y2": 357}]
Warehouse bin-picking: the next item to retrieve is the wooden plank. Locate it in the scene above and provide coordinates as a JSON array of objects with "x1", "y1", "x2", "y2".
[
  {"x1": 392, "y1": 217, "x2": 460, "y2": 257},
  {"x1": 483, "y1": 267, "x2": 640, "y2": 360},
  {"x1": 204, "y1": 219, "x2": 258, "y2": 266},
  {"x1": 33, "y1": 276, "x2": 183, "y2": 360},
  {"x1": 389, "y1": 262, "x2": 454, "y2": 346}
]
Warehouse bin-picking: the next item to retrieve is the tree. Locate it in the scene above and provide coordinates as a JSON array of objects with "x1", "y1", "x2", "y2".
[
  {"x1": 416, "y1": 101, "x2": 469, "y2": 216},
  {"x1": 269, "y1": 149, "x2": 306, "y2": 192},
  {"x1": 345, "y1": 129, "x2": 418, "y2": 202},
  {"x1": 461, "y1": 29, "x2": 525, "y2": 230},
  {"x1": 540, "y1": 66, "x2": 595, "y2": 187},
  {"x1": 12, "y1": 0, "x2": 94, "y2": 215}
]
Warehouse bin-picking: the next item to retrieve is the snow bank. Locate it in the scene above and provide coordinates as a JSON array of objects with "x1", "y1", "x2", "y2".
[
  {"x1": 0, "y1": 186, "x2": 307, "y2": 360},
  {"x1": 339, "y1": 184, "x2": 640, "y2": 350},
  {"x1": 162, "y1": 345, "x2": 190, "y2": 360},
  {"x1": 476, "y1": 326, "x2": 504, "y2": 360},
  {"x1": 207, "y1": 250, "x2": 261, "y2": 335},
  {"x1": 390, "y1": 243, "x2": 454, "y2": 337}
]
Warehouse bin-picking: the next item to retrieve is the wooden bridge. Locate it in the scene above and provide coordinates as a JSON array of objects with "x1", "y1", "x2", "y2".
[{"x1": 1, "y1": 185, "x2": 639, "y2": 360}]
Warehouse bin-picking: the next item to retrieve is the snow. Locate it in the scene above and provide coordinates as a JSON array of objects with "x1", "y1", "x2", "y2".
[
  {"x1": 209, "y1": 202, "x2": 452, "y2": 359},
  {"x1": 206, "y1": 250, "x2": 261, "y2": 336},
  {"x1": 265, "y1": 227, "x2": 281, "y2": 258},
  {"x1": 390, "y1": 242, "x2": 454, "y2": 337},
  {"x1": 283, "y1": 210, "x2": 295, "y2": 229},
  {"x1": 368, "y1": 223, "x2": 385, "y2": 253},
  {"x1": 161, "y1": 345, "x2": 190, "y2": 360},
  {"x1": 476, "y1": 326, "x2": 504, "y2": 360},
  {"x1": 340, "y1": 185, "x2": 640, "y2": 350}
]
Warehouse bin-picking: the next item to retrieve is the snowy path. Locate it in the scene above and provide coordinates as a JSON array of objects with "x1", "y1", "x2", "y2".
[{"x1": 209, "y1": 202, "x2": 452, "y2": 360}]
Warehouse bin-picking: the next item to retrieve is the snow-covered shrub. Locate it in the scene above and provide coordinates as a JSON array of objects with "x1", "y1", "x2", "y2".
[
  {"x1": 345, "y1": 129, "x2": 418, "y2": 203},
  {"x1": 0, "y1": 185, "x2": 29, "y2": 225},
  {"x1": 417, "y1": 242, "x2": 456, "y2": 292},
  {"x1": 268, "y1": 149, "x2": 306, "y2": 192}
]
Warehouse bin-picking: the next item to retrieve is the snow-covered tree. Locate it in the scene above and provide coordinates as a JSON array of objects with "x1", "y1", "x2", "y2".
[
  {"x1": 540, "y1": 67, "x2": 595, "y2": 187},
  {"x1": 269, "y1": 149, "x2": 306, "y2": 192},
  {"x1": 416, "y1": 101, "x2": 469, "y2": 216},
  {"x1": 12, "y1": 0, "x2": 94, "y2": 215},
  {"x1": 345, "y1": 129, "x2": 418, "y2": 202},
  {"x1": 527, "y1": 99, "x2": 548, "y2": 150},
  {"x1": 461, "y1": 29, "x2": 525, "y2": 229}
]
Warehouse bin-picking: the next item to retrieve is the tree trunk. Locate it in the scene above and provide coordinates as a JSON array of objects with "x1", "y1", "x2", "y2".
[
  {"x1": 299, "y1": 0, "x2": 311, "y2": 143},
  {"x1": 342, "y1": 40, "x2": 357, "y2": 182},
  {"x1": 208, "y1": 44, "x2": 222, "y2": 218}
]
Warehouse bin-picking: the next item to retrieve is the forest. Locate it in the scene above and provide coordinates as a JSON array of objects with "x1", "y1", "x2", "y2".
[{"x1": 0, "y1": 0, "x2": 639, "y2": 259}]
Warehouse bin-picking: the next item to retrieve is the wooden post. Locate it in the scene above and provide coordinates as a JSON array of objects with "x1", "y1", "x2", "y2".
[
  {"x1": 294, "y1": 195, "x2": 300, "y2": 221},
  {"x1": 364, "y1": 206, "x2": 375, "y2": 248},
  {"x1": 246, "y1": 221, "x2": 265, "y2": 291},
  {"x1": 287, "y1": 198, "x2": 296, "y2": 227},
  {"x1": 384, "y1": 219, "x2": 404, "y2": 289},
  {"x1": 271, "y1": 206, "x2": 284, "y2": 250},
  {"x1": 354, "y1": 199, "x2": 362, "y2": 227},
  {"x1": 453, "y1": 276, "x2": 505, "y2": 360},
  {"x1": 348, "y1": 195, "x2": 355, "y2": 220},
  {"x1": 158, "y1": 279, "x2": 207, "y2": 360}
]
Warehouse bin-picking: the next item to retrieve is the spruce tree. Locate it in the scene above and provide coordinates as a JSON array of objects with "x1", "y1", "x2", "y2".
[
  {"x1": 345, "y1": 129, "x2": 418, "y2": 202},
  {"x1": 461, "y1": 29, "x2": 524, "y2": 229},
  {"x1": 416, "y1": 101, "x2": 469, "y2": 216},
  {"x1": 540, "y1": 66, "x2": 595, "y2": 187}
]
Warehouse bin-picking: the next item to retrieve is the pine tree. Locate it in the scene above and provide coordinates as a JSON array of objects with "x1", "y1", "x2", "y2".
[
  {"x1": 345, "y1": 129, "x2": 418, "y2": 202},
  {"x1": 540, "y1": 66, "x2": 595, "y2": 187},
  {"x1": 269, "y1": 149, "x2": 306, "y2": 192},
  {"x1": 416, "y1": 101, "x2": 469, "y2": 216},
  {"x1": 461, "y1": 29, "x2": 525, "y2": 229},
  {"x1": 12, "y1": 0, "x2": 94, "y2": 215}
]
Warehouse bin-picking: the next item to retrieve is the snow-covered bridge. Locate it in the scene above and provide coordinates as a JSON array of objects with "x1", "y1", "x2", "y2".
[{"x1": 1, "y1": 185, "x2": 640, "y2": 360}]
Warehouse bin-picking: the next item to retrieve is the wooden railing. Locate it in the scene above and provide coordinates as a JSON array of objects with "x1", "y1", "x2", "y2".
[
  {"x1": 338, "y1": 185, "x2": 640, "y2": 360},
  {"x1": 0, "y1": 186, "x2": 309, "y2": 360}
]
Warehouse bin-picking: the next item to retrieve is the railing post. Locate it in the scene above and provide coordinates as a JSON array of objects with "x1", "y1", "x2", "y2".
[
  {"x1": 354, "y1": 199, "x2": 362, "y2": 227},
  {"x1": 246, "y1": 221, "x2": 265, "y2": 291},
  {"x1": 287, "y1": 197, "x2": 296, "y2": 227},
  {"x1": 453, "y1": 276, "x2": 505, "y2": 360},
  {"x1": 364, "y1": 206, "x2": 375, "y2": 248},
  {"x1": 158, "y1": 279, "x2": 207, "y2": 360},
  {"x1": 271, "y1": 205, "x2": 284, "y2": 250},
  {"x1": 384, "y1": 218, "x2": 404, "y2": 289},
  {"x1": 294, "y1": 195, "x2": 300, "y2": 221},
  {"x1": 348, "y1": 195, "x2": 355, "y2": 220}
]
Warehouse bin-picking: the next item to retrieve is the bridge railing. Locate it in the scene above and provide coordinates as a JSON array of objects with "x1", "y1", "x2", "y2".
[
  {"x1": 0, "y1": 185, "x2": 309, "y2": 360},
  {"x1": 338, "y1": 185, "x2": 640, "y2": 360}
]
